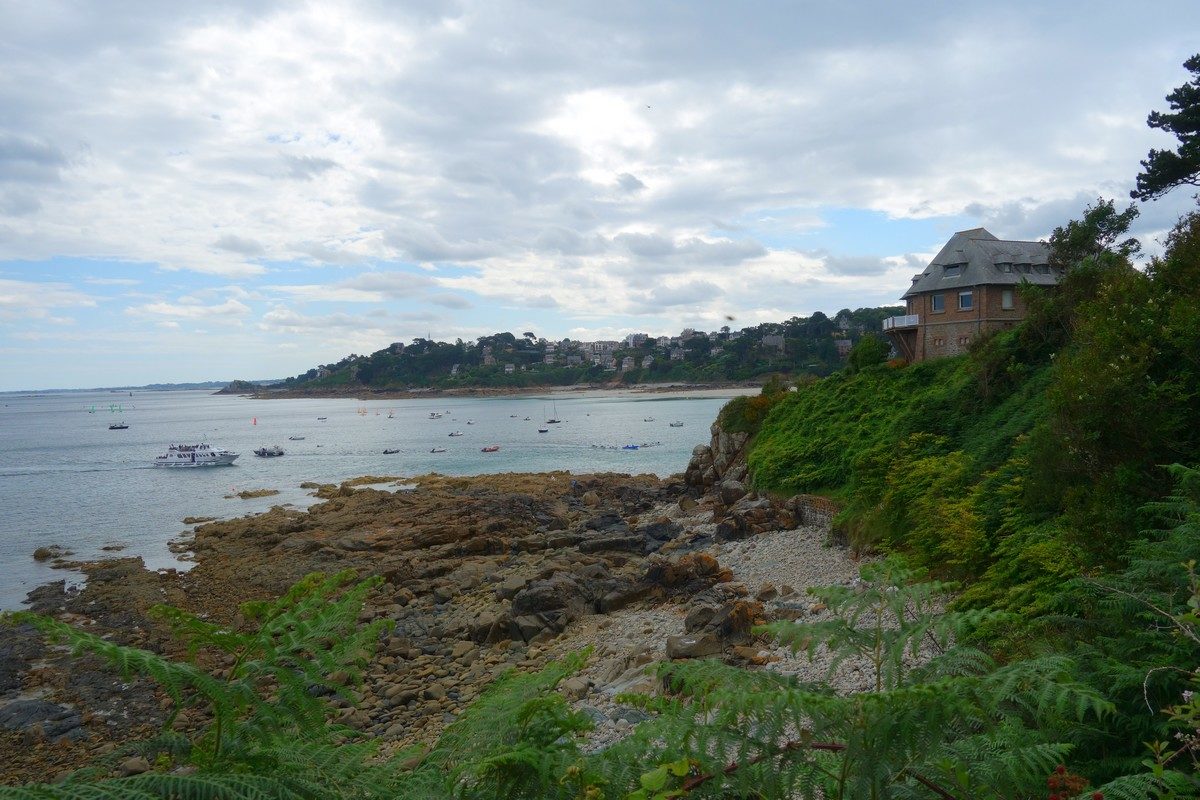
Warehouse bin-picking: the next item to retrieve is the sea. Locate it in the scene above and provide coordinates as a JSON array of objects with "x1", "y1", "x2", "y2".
[{"x1": 0, "y1": 388, "x2": 743, "y2": 610}]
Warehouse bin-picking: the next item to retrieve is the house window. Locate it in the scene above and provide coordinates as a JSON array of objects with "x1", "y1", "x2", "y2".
[
  {"x1": 958, "y1": 290, "x2": 974, "y2": 310},
  {"x1": 1001, "y1": 289, "x2": 1014, "y2": 310},
  {"x1": 943, "y1": 264, "x2": 962, "y2": 278},
  {"x1": 931, "y1": 293, "x2": 945, "y2": 312},
  {"x1": 999, "y1": 263, "x2": 1012, "y2": 273}
]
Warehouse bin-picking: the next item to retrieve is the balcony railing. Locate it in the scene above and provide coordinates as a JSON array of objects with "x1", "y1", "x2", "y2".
[{"x1": 882, "y1": 314, "x2": 919, "y2": 331}]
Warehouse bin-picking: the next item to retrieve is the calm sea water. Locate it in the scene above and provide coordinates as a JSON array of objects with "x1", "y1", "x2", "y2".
[{"x1": 0, "y1": 389, "x2": 735, "y2": 609}]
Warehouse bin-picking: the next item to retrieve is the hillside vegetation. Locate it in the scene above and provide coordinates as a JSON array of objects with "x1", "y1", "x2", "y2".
[{"x1": 275, "y1": 307, "x2": 902, "y2": 392}]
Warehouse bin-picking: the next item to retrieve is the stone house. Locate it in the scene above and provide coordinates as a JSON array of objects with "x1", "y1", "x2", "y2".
[{"x1": 883, "y1": 228, "x2": 1057, "y2": 362}]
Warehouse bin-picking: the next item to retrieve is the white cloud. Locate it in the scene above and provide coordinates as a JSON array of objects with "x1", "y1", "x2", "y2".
[{"x1": 131, "y1": 298, "x2": 251, "y2": 318}]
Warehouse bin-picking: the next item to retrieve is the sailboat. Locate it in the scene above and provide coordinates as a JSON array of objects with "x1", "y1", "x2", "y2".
[{"x1": 546, "y1": 401, "x2": 561, "y2": 424}]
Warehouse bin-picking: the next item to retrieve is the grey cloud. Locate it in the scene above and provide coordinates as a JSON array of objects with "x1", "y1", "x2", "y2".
[
  {"x1": 643, "y1": 280, "x2": 722, "y2": 307},
  {"x1": 535, "y1": 227, "x2": 606, "y2": 256},
  {"x1": 384, "y1": 223, "x2": 494, "y2": 263},
  {"x1": 0, "y1": 134, "x2": 67, "y2": 184},
  {"x1": 820, "y1": 254, "x2": 895, "y2": 277},
  {"x1": 611, "y1": 234, "x2": 766, "y2": 273},
  {"x1": 616, "y1": 172, "x2": 646, "y2": 192},
  {"x1": 0, "y1": 192, "x2": 42, "y2": 216},
  {"x1": 344, "y1": 270, "x2": 434, "y2": 296},
  {"x1": 214, "y1": 234, "x2": 266, "y2": 257},
  {"x1": 282, "y1": 154, "x2": 338, "y2": 180},
  {"x1": 428, "y1": 293, "x2": 473, "y2": 309},
  {"x1": 294, "y1": 242, "x2": 370, "y2": 265},
  {"x1": 525, "y1": 294, "x2": 559, "y2": 308}
]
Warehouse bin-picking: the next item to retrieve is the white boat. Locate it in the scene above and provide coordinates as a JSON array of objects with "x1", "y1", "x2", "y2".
[
  {"x1": 430, "y1": 447, "x2": 447, "y2": 453},
  {"x1": 153, "y1": 443, "x2": 238, "y2": 468},
  {"x1": 448, "y1": 430, "x2": 464, "y2": 437},
  {"x1": 669, "y1": 421, "x2": 684, "y2": 427},
  {"x1": 288, "y1": 435, "x2": 305, "y2": 440},
  {"x1": 254, "y1": 445, "x2": 285, "y2": 457}
]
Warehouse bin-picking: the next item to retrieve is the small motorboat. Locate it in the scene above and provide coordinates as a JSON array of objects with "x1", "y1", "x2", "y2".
[
  {"x1": 538, "y1": 428, "x2": 549, "y2": 433},
  {"x1": 643, "y1": 417, "x2": 655, "y2": 422},
  {"x1": 288, "y1": 435, "x2": 305, "y2": 440},
  {"x1": 254, "y1": 445, "x2": 285, "y2": 457},
  {"x1": 317, "y1": 416, "x2": 327, "y2": 420},
  {"x1": 523, "y1": 416, "x2": 531, "y2": 421},
  {"x1": 428, "y1": 412, "x2": 443, "y2": 419},
  {"x1": 430, "y1": 447, "x2": 446, "y2": 453},
  {"x1": 480, "y1": 445, "x2": 500, "y2": 453},
  {"x1": 448, "y1": 430, "x2": 464, "y2": 437},
  {"x1": 669, "y1": 421, "x2": 684, "y2": 427},
  {"x1": 466, "y1": 420, "x2": 475, "y2": 425},
  {"x1": 622, "y1": 444, "x2": 639, "y2": 450},
  {"x1": 382, "y1": 448, "x2": 402, "y2": 455},
  {"x1": 108, "y1": 422, "x2": 129, "y2": 430}
]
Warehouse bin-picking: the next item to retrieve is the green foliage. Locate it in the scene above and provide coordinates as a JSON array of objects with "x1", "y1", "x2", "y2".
[
  {"x1": 1132, "y1": 53, "x2": 1200, "y2": 202},
  {"x1": 594, "y1": 558, "x2": 1108, "y2": 799},
  {"x1": 0, "y1": 571, "x2": 401, "y2": 799},
  {"x1": 847, "y1": 333, "x2": 889, "y2": 373}
]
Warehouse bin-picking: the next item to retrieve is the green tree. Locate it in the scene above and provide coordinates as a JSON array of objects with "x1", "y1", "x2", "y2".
[
  {"x1": 1132, "y1": 54, "x2": 1200, "y2": 202},
  {"x1": 847, "y1": 333, "x2": 888, "y2": 372}
]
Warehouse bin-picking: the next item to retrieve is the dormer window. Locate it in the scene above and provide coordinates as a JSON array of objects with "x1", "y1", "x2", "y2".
[
  {"x1": 943, "y1": 264, "x2": 963, "y2": 278},
  {"x1": 998, "y1": 262, "x2": 1012, "y2": 273}
]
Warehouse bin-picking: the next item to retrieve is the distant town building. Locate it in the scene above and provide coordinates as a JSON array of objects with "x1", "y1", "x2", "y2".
[
  {"x1": 655, "y1": 336, "x2": 670, "y2": 348},
  {"x1": 624, "y1": 332, "x2": 649, "y2": 348},
  {"x1": 761, "y1": 334, "x2": 785, "y2": 353},
  {"x1": 641, "y1": 355, "x2": 655, "y2": 368},
  {"x1": 620, "y1": 355, "x2": 636, "y2": 372},
  {"x1": 483, "y1": 353, "x2": 497, "y2": 366},
  {"x1": 834, "y1": 339, "x2": 853, "y2": 358},
  {"x1": 504, "y1": 363, "x2": 515, "y2": 374},
  {"x1": 670, "y1": 347, "x2": 686, "y2": 361},
  {"x1": 450, "y1": 363, "x2": 460, "y2": 376},
  {"x1": 566, "y1": 354, "x2": 583, "y2": 365},
  {"x1": 544, "y1": 353, "x2": 557, "y2": 365}
]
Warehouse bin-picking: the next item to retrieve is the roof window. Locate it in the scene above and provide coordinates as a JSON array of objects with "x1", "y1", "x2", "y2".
[{"x1": 943, "y1": 263, "x2": 964, "y2": 278}]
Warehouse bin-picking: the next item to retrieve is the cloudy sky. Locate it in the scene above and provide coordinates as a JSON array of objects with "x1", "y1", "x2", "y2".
[{"x1": 1, "y1": 1, "x2": 1197, "y2": 390}]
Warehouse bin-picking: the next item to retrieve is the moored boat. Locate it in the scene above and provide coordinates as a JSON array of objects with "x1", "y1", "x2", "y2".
[
  {"x1": 669, "y1": 421, "x2": 684, "y2": 427},
  {"x1": 480, "y1": 445, "x2": 500, "y2": 452},
  {"x1": 153, "y1": 443, "x2": 238, "y2": 468},
  {"x1": 288, "y1": 435, "x2": 305, "y2": 440},
  {"x1": 254, "y1": 445, "x2": 285, "y2": 457},
  {"x1": 109, "y1": 422, "x2": 129, "y2": 430},
  {"x1": 383, "y1": 448, "x2": 402, "y2": 454}
]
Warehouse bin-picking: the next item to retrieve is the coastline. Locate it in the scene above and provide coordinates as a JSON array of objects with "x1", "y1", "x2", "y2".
[
  {"x1": 245, "y1": 381, "x2": 762, "y2": 401},
  {"x1": 1, "y1": 443, "x2": 857, "y2": 783}
]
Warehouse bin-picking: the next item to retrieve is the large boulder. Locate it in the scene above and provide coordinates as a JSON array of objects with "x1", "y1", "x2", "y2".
[
  {"x1": 645, "y1": 553, "x2": 733, "y2": 595},
  {"x1": 666, "y1": 633, "x2": 723, "y2": 659}
]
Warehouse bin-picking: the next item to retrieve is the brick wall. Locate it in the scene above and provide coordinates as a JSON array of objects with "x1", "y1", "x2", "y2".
[{"x1": 905, "y1": 285, "x2": 1027, "y2": 360}]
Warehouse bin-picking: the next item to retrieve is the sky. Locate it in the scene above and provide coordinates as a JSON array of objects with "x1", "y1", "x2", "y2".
[{"x1": 1, "y1": 1, "x2": 1198, "y2": 390}]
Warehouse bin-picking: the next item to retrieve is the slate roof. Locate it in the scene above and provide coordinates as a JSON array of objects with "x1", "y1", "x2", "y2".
[{"x1": 902, "y1": 228, "x2": 1056, "y2": 299}]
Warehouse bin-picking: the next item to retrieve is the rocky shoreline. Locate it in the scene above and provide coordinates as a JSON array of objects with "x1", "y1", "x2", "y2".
[{"x1": 0, "y1": 424, "x2": 856, "y2": 785}]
